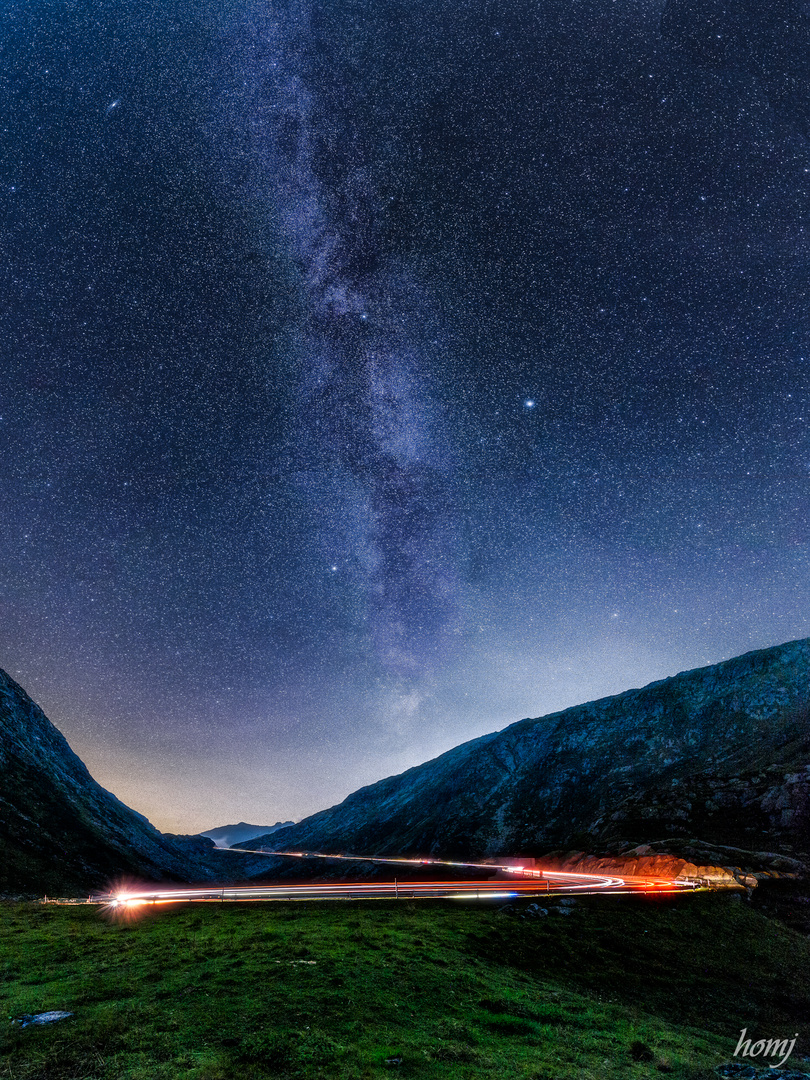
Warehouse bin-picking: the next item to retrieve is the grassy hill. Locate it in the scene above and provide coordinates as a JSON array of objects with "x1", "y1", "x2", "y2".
[{"x1": 2, "y1": 888, "x2": 809, "y2": 1079}]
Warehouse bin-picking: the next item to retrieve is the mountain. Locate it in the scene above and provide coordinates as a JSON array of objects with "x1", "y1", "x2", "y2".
[
  {"x1": 0, "y1": 668, "x2": 221, "y2": 896},
  {"x1": 257, "y1": 639, "x2": 810, "y2": 862},
  {"x1": 4, "y1": 638, "x2": 808, "y2": 896},
  {"x1": 200, "y1": 821, "x2": 295, "y2": 848}
]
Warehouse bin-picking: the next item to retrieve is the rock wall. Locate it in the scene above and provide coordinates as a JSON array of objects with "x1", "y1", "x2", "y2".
[{"x1": 540, "y1": 841, "x2": 807, "y2": 891}]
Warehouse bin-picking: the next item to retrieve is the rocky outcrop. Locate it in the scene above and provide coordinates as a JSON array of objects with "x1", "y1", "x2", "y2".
[
  {"x1": 260, "y1": 638, "x2": 810, "y2": 862},
  {"x1": 0, "y1": 668, "x2": 220, "y2": 895},
  {"x1": 596, "y1": 840, "x2": 808, "y2": 890},
  {"x1": 539, "y1": 848, "x2": 743, "y2": 888}
]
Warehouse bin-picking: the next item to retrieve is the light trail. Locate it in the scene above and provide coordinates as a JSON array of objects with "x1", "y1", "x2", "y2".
[
  {"x1": 229, "y1": 847, "x2": 697, "y2": 894},
  {"x1": 92, "y1": 849, "x2": 699, "y2": 909},
  {"x1": 104, "y1": 876, "x2": 692, "y2": 909}
]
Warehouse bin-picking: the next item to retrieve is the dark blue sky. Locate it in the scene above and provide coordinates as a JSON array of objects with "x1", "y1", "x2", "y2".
[{"x1": 1, "y1": 0, "x2": 808, "y2": 831}]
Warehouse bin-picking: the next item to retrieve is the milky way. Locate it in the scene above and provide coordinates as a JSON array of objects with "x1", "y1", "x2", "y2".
[
  {"x1": 215, "y1": 0, "x2": 459, "y2": 679},
  {"x1": 1, "y1": 0, "x2": 809, "y2": 830}
]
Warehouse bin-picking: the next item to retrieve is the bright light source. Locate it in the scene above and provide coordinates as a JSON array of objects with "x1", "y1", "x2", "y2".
[{"x1": 447, "y1": 892, "x2": 519, "y2": 900}]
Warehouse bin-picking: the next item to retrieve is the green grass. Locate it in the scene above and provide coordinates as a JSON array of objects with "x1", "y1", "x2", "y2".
[{"x1": 1, "y1": 892, "x2": 808, "y2": 1079}]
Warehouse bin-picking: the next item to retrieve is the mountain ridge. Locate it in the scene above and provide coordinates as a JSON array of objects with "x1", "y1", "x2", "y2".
[
  {"x1": 254, "y1": 638, "x2": 810, "y2": 860},
  {"x1": 2, "y1": 637, "x2": 808, "y2": 894}
]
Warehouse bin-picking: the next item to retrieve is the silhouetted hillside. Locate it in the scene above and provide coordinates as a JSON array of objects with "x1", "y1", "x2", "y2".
[{"x1": 0, "y1": 669, "x2": 219, "y2": 895}]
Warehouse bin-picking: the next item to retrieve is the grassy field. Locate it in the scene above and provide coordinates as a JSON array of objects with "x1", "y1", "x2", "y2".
[{"x1": 1, "y1": 890, "x2": 808, "y2": 1079}]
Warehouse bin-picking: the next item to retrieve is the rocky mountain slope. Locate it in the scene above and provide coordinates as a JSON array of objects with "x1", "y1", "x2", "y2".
[
  {"x1": 258, "y1": 639, "x2": 810, "y2": 863},
  {"x1": 0, "y1": 668, "x2": 222, "y2": 896}
]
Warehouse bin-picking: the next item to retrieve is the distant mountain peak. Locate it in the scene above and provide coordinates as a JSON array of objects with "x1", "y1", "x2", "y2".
[{"x1": 199, "y1": 821, "x2": 295, "y2": 848}]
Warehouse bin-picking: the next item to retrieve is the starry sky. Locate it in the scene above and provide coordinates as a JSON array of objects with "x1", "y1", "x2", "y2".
[{"x1": 2, "y1": 0, "x2": 809, "y2": 833}]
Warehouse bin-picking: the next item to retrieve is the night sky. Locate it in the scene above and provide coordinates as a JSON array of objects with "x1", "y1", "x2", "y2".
[{"x1": 2, "y1": 0, "x2": 809, "y2": 833}]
